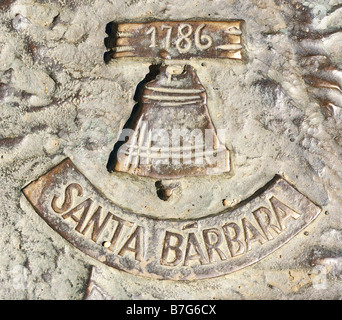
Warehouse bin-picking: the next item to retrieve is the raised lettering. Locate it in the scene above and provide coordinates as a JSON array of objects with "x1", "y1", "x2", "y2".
[
  {"x1": 62, "y1": 198, "x2": 93, "y2": 232},
  {"x1": 118, "y1": 226, "x2": 144, "y2": 261},
  {"x1": 202, "y1": 228, "x2": 227, "y2": 263},
  {"x1": 51, "y1": 183, "x2": 83, "y2": 214},
  {"x1": 23, "y1": 157, "x2": 323, "y2": 280},
  {"x1": 252, "y1": 207, "x2": 281, "y2": 241},
  {"x1": 176, "y1": 24, "x2": 193, "y2": 54},
  {"x1": 194, "y1": 24, "x2": 213, "y2": 51},
  {"x1": 81, "y1": 206, "x2": 113, "y2": 242},
  {"x1": 269, "y1": 196, "x2": 301, "y2": 230},
  {"x1": 242, "y1": 217, "x2": 267, "y2": 251},
  {"x1": 222, "y1": 222, "x2": 245, "y2": 257},
  {"x1": 160, "y1": 231, "x2": 184, "y2": 266},
  {"x1": 146, "y1": 26, "x2": 157, "y2": 48},
  {"x1": 161, "y1": 25, "x2": 173, "y2": 49},
  {"x1": 184, "y1": 232, "x2": 208, "y2": 266},
  {"x1": 108, "y1": 216, "x2": 128, "y2": 252}
]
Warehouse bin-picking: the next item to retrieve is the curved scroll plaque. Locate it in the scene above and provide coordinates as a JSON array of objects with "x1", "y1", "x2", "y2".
[{"x1": 22, "y1": 158, "x2": 321, "y2": 280}]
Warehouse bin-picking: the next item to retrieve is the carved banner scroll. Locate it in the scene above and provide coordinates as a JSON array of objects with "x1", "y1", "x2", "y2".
[
  {"x1": 106, "y1": 21, "x2": 244, "y2": 60},
  {"x1": 22, "y1": 159, "x2": 321, "y2": 280}
]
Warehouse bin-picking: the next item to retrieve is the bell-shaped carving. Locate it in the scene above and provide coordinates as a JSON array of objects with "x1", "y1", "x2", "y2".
[{"x1": 107, "y1": 64, "x2": 230, "y2": 179}]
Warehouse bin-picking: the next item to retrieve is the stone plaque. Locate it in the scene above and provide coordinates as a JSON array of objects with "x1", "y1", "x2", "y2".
[{"x1": 1, "y1": 0, "x2": 341, "y2": 300}]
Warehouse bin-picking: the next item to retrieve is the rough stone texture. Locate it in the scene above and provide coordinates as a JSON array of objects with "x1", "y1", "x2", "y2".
[{"x1": 0, "y1": 0, "x2": 341, "y2": 299}]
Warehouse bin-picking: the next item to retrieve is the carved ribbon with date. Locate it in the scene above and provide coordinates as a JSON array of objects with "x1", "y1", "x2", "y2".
[{"x1": 105, "y1": 21, "x2": 244, "y2": 60}]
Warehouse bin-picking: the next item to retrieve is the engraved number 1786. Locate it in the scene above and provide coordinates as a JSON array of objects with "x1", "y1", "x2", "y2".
[{"x1": 146, "y1": 24, "x2": 213, "y2": 53}]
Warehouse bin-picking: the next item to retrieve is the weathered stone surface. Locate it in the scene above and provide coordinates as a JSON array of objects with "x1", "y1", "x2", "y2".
[{"x1": 0, "y1": 0, "x2": 341, "y2": 299}]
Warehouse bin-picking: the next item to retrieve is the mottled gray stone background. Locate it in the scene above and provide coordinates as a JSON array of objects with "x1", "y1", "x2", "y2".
[{"x1": 0, "y1": 0, "x2": 341, "y2": 299}]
